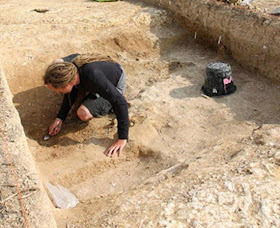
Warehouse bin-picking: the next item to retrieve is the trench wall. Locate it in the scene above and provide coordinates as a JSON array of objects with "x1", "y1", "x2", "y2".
[
  {"x1": 142, "y1": 0, "x2": 280, "y2": 81},
  {"x1": 0, "y1": 66, "x2": 57, "y2": 227}
]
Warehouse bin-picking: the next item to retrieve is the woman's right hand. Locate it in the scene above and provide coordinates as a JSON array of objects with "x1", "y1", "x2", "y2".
[{"x1": 49, "y1": 118, "x2": 63, "y2": 136}]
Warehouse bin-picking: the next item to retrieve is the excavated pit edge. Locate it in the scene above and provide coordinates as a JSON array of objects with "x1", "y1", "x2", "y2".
[
  {"x1": 0, "y1": 66, "x2": 57, "y2": 227},
  {"x1": 143, "y1": 0, "x2": 280, "y2": 81}
]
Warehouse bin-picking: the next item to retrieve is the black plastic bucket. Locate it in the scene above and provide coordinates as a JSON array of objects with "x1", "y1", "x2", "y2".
[{"x1": 202, "y1": 62, "x2": 236, "y2": 97}]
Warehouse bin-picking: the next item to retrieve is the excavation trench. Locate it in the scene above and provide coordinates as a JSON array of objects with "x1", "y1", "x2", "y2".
[
  {"x1": 1, "y1": 0, "x2": 280, "y2": 227},
  {"x1": 1, "y1": 1, "x2": 187, "y2": 225}
]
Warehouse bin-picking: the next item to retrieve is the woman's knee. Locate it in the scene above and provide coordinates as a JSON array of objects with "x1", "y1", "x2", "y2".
[{"x1": 77, "y1": 105, "x2": 92, "y2": 121}]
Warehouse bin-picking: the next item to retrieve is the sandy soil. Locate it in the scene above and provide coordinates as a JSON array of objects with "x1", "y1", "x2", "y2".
[
  {"x1": 1, "y1": 0, "x2": 280, "y2": 227},
  {"x1": 229, "y1": 0, "x2": 279, "y2": 12}
]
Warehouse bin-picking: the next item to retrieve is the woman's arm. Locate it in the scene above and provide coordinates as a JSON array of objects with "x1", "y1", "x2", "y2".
[
  {"x1": 81, "y1": 65, "x2": 129, "y2": 140},
  {"x1": 56, "y1": 86, "x2": 79, "y2": 120}
]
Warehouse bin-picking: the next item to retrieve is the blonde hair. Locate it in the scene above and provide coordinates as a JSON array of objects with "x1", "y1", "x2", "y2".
[{"x1": 43, "y1": 53, "x2": 116, "y2": 88}]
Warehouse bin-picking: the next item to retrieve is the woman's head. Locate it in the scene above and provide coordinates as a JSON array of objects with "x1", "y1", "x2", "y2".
[
  {"x1": 43, "y1": 53, "x2": 115, "y2": 93},
  {"x1": 43, "y1": 62, "x2": 77, "y2": 89}
]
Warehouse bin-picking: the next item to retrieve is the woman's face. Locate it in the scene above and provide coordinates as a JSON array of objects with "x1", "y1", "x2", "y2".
[
  {"x1": 46, "y1": 73, "x2": 79, "y2": 94},
  {"x1": 46, "y1": 83, "x2": 73, "y2": 94}
]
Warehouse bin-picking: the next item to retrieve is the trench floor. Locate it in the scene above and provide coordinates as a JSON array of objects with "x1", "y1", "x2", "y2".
[{"x1": 1, "y1": 0, "x2": 280, "y2": 227}]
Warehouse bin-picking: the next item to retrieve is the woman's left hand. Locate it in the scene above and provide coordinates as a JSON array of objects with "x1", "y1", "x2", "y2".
[{"x1": 106, "y1": 139, "x2": 127, "y2": 157}]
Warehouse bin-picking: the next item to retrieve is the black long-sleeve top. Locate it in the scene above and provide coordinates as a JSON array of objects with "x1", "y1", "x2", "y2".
[{"x1": 57, "y1": 61, "x2": 129, "y2": 139}]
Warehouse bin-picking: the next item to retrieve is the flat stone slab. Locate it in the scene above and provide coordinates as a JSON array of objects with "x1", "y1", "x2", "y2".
[
  {"x1": 269, "y1": 7, "x2": 280, "y2": 16},
  {"x1": 46, "y1": 182, "x2": 79, "y2": 209}
]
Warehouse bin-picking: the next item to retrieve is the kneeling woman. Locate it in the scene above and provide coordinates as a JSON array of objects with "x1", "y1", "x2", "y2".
[{"x1": 43, "y1": 54, "x2": 128, "y2": 156}]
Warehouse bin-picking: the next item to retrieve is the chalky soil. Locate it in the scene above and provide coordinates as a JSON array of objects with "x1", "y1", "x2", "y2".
[{"x1": 1, "y1": 0, "x2": 280, "y2": 227}]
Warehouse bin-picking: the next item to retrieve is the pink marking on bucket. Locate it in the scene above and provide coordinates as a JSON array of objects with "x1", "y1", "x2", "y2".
[{"x1": 223, "y1": 76, "x2": 233, "y2": 93}]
